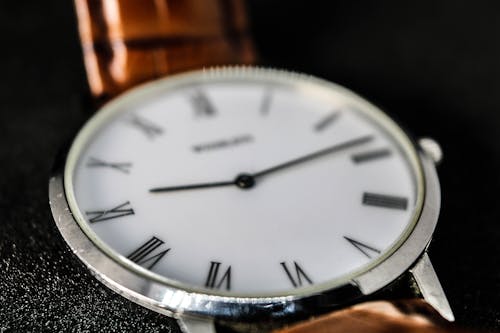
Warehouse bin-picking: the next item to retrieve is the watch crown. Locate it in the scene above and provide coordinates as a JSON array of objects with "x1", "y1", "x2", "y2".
[{"x1": 418, "y1": 138, "x2": 443, "y2": 165}]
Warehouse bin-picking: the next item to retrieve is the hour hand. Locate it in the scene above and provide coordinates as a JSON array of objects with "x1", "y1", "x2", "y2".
[
  {"x1": 150, "y1": 173, "x2": 257, "y2": 193},
  {"x1": 149, "y1": 180, "x2": 235, "y2": 193}
]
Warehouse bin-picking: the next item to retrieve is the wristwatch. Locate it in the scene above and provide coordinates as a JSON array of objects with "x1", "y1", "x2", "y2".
[{"x1": 49, "y1": 1, "x2": 456, "y2": 332}]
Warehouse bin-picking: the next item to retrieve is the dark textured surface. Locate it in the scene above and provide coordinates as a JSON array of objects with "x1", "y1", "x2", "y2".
[{"x1": 1, "y1": 0, "x2": 499, "y2": 332}]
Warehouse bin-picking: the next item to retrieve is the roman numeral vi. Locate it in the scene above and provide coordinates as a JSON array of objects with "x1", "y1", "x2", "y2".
[{"x1": 280, "y1": 261, "x2": 313, "y2": 288}]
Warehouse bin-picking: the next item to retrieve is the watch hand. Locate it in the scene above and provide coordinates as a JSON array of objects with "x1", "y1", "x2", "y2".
[
  {"x1": 252, "y1": 135, "x2": 374, "y2": 178},
  {"x1": 150, "y1": 135, "x2": 373, "y2": 193},
  {"x1": 149, "y1": 180, "x2": 235, "y2": 193},
  {"x1": 149, "y1": 173, "x2": 257, "y2": 193}
]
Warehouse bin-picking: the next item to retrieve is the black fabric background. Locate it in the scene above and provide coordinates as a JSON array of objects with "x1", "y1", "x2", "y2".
[{"x1": 1, "y1": 1, "x2": 499, "y2": 332}]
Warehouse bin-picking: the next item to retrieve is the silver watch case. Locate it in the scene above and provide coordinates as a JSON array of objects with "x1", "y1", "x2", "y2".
[{"x1": 48, "y1": 67, "x2": 441, "y2": 324}]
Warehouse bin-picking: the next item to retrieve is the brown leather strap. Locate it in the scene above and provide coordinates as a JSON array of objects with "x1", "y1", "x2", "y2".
[
  {"x1": 74, "y1": 0, "x2": 255, "y2": 101},
  {"x1": 273, "y1": 299, "x2": 468, "y2": 333}
]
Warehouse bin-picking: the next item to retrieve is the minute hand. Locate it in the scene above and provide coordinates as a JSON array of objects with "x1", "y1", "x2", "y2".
[{"x1": 253, "y1": 135, "x2": 374, "y2": 178}]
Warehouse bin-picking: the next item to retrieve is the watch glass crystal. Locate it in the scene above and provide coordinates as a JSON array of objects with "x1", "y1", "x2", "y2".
[{"x1": 64, "y1": 68, "x2": 423, "y2": 296}]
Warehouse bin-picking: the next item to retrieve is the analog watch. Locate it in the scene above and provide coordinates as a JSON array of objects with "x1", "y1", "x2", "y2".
[{"x1": 49, "y1": 1, "x2": 454, "y2": 332}]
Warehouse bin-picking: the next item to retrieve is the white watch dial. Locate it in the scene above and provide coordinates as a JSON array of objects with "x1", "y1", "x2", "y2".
[{"x1": 65, "y1": 68, "x2": 423, "y2": 296}]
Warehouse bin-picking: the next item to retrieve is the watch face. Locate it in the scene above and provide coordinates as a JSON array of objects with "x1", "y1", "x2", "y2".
[{"x1": 64, "y1": 68, "x2": 424, "y2": 297}]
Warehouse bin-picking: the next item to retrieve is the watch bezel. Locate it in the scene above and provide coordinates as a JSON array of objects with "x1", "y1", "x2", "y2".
[{"x1": 49, "y1": 66, "x2": 440, "y2": 321}]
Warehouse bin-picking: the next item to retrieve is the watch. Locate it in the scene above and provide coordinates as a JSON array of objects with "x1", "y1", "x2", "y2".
[{"x1": 49, "y1": 1, "x2": 455, "y2": 332}]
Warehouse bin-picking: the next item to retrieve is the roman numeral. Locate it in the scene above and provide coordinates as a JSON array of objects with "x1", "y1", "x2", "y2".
[
  {"x1": 87, "y1": 157, "x2": 132, "y2": 174},
  {"x1": 344, "y1": 236, "x2": 381, "y2": 259},
  {"x1": 280, "y1": 261, "x2": 313, "y2": 288},
  {"x1": 204, "y1": 261, "x2": 231, "y2": 290},
  {"x1": 314, "y1": 110, "x2": 341, "y2": 132},
  {"x1": 352, "y1": 148, "x2": 392, "y2": 164},
  {"x1": 128, "y1": 115, "x2": 164, "y2": 139},
  {"x1": 127, "y1": 236, "x2": 170, "y2": 269},
  {"x1": 362, "y1": 192, "x2": 408, "y2": 210},
  {"x1": 190, "y1": 90, "x2": 216, "y2": 117},
  {"x1": 260, "y1": 89, "x2": 273, "y2": 116},
  {"x1": 86, "y1": 201, "x2": 134, "y2": 223}
]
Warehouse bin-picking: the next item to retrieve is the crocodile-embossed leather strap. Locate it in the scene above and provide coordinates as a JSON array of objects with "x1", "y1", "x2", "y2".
[
  {"x1": 273, "y1": 299, "x2": 466, "y2": 333},
  {"x1": 74, "y1": 0, "x2": 255, "y2": 101}
]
